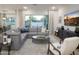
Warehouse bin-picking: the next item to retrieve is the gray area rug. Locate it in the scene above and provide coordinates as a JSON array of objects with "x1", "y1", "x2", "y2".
[{"x1": 11, "y1": 39, "x2": 48, "y2": 55}]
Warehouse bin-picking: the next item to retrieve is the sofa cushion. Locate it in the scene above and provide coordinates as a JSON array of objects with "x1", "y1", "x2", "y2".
[
  {"x1": 30, "y1": 27, "x2": 41, "y2": 32},
  {"x1": 58, "y1": 28, "x2": 76, "y2": 40},
  {"x1": 21, "y1": 33, "x2": 27, "y2": 40},
  {"x1": 21, "y1": 27, "x2": 29, "y2": 33}
]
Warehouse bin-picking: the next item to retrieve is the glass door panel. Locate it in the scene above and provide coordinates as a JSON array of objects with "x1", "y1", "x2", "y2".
[
  {"x1": 24, "y1": 15, "x2": 31, "y2": 32},
  {"x1": 2, "y1": 17, "x2": 16, "y2": 32},
  {"x1": 24, "y1": 15, "x2": 48, "y2": 32}
]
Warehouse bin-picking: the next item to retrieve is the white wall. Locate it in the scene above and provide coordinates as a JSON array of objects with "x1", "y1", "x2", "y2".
[
  {"x1": 63, "y1": 8, "x2": 79, "y2": 31},
  {"x1": 48, "y1": 11, "x2": 54, "y2": 34},
  {"x1": 15, "y1": 9, "x2": 20, "y2": 28},
  {"x1": 48, "y1": 8, "x2": 76, "y2": 33},
  {"x1": 23, "y1": 10, "x2": 48, "y2": 15},
  {"x1": 59, "y1": 9, "x2": 76, "y2": 31},
  {"x1": 58, "y1": 9, "x2": 64, "y2": 27},
  {"x1": 48, "y1": 9, "x2": 64, "y2": 34},
  {"x1": 63, "y1": 5, "x2": 79, "y2": 31},
  {"x1": 15, "y1": 9, "x2": 24, "y2": 29}
]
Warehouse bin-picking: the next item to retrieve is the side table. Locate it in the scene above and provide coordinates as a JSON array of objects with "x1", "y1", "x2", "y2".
[
  {"x1": 32, "y1": 35, "x2": 50, "y2": 43},
  {"x1": 0, "y1": 42, "x2": 12, "y2": 55}
]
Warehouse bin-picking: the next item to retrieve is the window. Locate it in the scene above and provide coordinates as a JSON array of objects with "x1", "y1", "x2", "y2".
[{"x1": 24, "y1": 15, "x2": 48, "y2": 31}]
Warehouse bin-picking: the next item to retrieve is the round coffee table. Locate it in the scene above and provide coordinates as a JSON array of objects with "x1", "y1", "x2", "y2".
[{"x1": 32, "y1": 35, "x2": 49, "y2": 43}]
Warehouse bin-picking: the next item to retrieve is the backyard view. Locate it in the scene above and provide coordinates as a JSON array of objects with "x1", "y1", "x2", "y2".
[{"x1": 25, "y1": 15, "x2": 48, "y2": 30}]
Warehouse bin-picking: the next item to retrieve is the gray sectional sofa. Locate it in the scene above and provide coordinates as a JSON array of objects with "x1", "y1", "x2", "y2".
[
  {"x1": 5, "y1": 29, "x2": 28, "y2": 50},
  {"x1": 28, "y1": 27, "x2": 48, "y2": 38},
  {"x1": 58, "y1": 28, "x2": 77, "y2": 40},
  {"x1": 1, "y1": 27, "x2": 49, "y2": 50}
]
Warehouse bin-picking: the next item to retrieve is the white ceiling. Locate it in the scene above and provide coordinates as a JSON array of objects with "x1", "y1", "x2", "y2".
[
  {"x1": 0, "y1": 4, "x2": 63, "y2": 10},
  {"x1": 0, "y1": 4, "x2": 79, "y2": 13},
  {"x1": 0, "y1": 4, "x2": 73, "y2": 10}
]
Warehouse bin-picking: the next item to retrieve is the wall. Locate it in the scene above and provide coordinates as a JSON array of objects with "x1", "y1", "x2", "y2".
[
  {"x1": 23, "y1": 10, "x2": 48, "y2": 15},
  {"x1": 52, "y1": 8, "x2": 77, "y2": 32},
  {"x1": 48, "y1": 9, "x2": 64, "y2": 34},
  {"x1": 48, "y1": 11, "x2": 54, "y2": 34},
  {"x1": 63, "y1": 5, "x2": 79, "y2": 31},
  {"x1": 63, "y1": 10, "x2": 79, "y2": 31},
  {"x1": 15, "y1": 9, "x2": 24, "y2": 29}
]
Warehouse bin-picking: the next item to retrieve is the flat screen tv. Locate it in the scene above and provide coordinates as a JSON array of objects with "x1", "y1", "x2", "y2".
[{"x1": 64, "y1": 16, "x2": 79, "y2": 26}]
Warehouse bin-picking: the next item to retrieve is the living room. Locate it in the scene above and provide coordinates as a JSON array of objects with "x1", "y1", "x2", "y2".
[{"x1": 0, "y1": 4, "x2": 79, "y2": 55}]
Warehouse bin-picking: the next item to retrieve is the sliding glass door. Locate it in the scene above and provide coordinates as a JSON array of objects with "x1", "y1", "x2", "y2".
[
  {"x1": 24, "y1": 15, "x2": 48, "y2": 32},
  {"x1": 2, "y1": 17, "x2": 16, "y2": 31},
  {"x1": 0, "y1": 16, "x2": 16, "y2": 33}
]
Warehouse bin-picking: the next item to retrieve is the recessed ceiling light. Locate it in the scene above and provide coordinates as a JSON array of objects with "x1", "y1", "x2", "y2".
[{"x1": 23, "y1": 6, "x2": 28, "y2": 9}]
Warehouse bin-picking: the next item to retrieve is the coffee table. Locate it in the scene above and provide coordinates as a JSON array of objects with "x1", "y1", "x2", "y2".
[{"x1": 32, "y1": 35, "x2": 50, "y2": 43}]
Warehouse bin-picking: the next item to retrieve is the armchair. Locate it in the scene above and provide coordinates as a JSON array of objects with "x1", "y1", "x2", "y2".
[{"x1": 47, "y1": 37, "x2": 79, "y2": 55}]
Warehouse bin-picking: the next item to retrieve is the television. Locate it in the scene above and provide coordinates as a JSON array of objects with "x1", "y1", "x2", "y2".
[{"x1": 64, "y1": 16, "x2": 79, "y2": 26}]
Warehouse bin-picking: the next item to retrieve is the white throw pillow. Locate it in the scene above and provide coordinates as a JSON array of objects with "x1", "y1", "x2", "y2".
[{"x1": 41, "y1": 27, "x2": 46, "y2": 33}]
